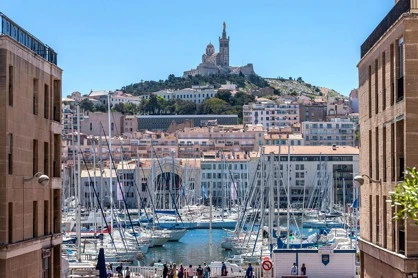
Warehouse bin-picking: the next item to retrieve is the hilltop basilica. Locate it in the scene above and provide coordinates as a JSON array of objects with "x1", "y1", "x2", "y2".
[{"x1": 183, "y1": 22, "x2": 255, "y2": 77}]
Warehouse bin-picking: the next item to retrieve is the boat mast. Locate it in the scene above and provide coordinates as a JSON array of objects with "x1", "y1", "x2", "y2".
[
  {"x1": 286, "y1": 142, "x2": 290, "y2": 249},
  {"x1": 107, "y1": 93, "x2": 114, "y2": 238},
  {"x1": 99, "y1": 129, "x2": 104, "y2": 235},
  {"x1": 269, "y1": 152, "x2": 274, "y2": 255},
  {"x1": 76, "y1": 105, "x2": 82, "y2": 261}
]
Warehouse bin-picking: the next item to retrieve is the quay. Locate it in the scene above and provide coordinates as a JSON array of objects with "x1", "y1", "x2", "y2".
[{"x1": 67, "y1": 264, "x2": 265, "y2": 278}]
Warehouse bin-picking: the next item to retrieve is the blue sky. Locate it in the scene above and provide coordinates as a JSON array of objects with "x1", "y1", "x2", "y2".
[{"x1": 2, "y1": 0, "x2": 393, "y2": 96}]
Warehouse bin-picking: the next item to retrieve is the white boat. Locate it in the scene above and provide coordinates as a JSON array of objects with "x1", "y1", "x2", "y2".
[{"x1": 196, "y1": 215, "x2": 237, "y2": 229}]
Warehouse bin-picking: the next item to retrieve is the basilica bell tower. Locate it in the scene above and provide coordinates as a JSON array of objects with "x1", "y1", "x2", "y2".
[{"x1": 218, "y1": 21, "x2": 230, "y2": 67}]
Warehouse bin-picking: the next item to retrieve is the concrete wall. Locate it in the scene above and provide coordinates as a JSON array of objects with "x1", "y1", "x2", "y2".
[{"x1": 272, "y1": 250, "x2": 356, "y2": 278}]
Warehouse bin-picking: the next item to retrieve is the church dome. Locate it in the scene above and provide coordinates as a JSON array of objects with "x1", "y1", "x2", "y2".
[{"x1": 206, "y1": 43, "x2": 215, "y2": 56}]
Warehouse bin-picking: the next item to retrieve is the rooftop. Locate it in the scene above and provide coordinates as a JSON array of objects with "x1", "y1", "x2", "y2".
[
  {"x1": 262, "y1": 145, "x2": 359, "y2": 156},
  {"x1": 0, "y1": 12, "x2": 57, "y2": 65},
  {"x1": 361, "y1": 0, "x2": 411, "y2": 58}
]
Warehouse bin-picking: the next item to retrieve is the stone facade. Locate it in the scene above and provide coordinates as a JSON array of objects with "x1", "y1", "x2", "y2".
[
  {"x1": 0, "y1": 25, "x2": 62, "y2": 278},
  {"x1": 183, "y1": 23, "x2": 255, "y2": 77},
  {"x1": 358, "y1": 1, "x2": 418, "y2": 276}
]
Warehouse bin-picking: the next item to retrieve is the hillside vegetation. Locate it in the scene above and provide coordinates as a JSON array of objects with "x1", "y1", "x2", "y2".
[
  {"x1": 121, "y1": 74, "x2": 345, "y2": 100},
  {"x1": 265, "y1": 77, "x2": 345, "y2": 99}
]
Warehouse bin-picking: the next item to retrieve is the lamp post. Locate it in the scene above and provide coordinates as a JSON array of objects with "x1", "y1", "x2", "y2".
[{"x1": 23, "y1": 172, "x2": 50, "y2": 186}]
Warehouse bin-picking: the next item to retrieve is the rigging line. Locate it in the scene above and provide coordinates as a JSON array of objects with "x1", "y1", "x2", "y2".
[
  {"x1": 79, "y1": 149, "x2": 118, "y2": 253},
  {"x1": 236, "y1": 157, "x2": 262, "y2": 234},
  {"x1": 219, "y1": 149, "x2": 242, "y2": 207},
  {"x1": 137, "y1": 163, "x2": 161, "y2": 224},
  {"x1": 99, "y1": 122, "x2": 140, "y2": 247},
  {"x1": 150, "y1": 144, "x2": 184, "y2": 223}
]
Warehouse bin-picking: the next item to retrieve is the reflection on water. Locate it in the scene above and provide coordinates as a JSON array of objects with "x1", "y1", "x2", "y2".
[{"x1": 143, "y1": 229, "x2": 230, "y2": 266}]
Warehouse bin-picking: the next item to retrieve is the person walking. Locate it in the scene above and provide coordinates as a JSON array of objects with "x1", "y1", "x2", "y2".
[
  {"x1": 301, "y1": 263, "x2": 306, "y2": 275},
  {"x1": 163, "y1": 264, "x2": 169, "y2": 278},
  {"x1": 187, "y1": 265, "x2": 194, "y2": 278},
  {"x1": 125, "y1": 267, "x2": 131, "y2": 278},
  {"x1": 196, "y1": 265, "x2": 203, "y2": 278},
  {"x1": 203, "y1": 263, "x2": 210, "y2": 278},
  {"x1": 290, "y1": 263, "x2": 298, "y2": 275},
  {"x1": 221, "y1": 262, "x2": 227, "y2": 276},
  {"x1": 245, "y1": 263, "x2": 253, "y2": 278},
  {"x1": 116, "y1": 263, "x2": 123, "y2": 277},
  {"x1": 168, "y1": 265, "x2": 174, "y2": 278},
  {"x1": 178, "y1": 264, "x2": 184, "y2": 278},
  {"x1": 172, "y1": 264, "x2": 178, "y2": 278}
]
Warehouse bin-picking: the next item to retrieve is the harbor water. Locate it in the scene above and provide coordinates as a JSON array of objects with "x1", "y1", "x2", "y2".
[
  {"x1": 142, "y1": 229, "x2": 230, "y2": 266},
  {"x1": 141, "y1": 216, "x2": 318, "y2": 266}
]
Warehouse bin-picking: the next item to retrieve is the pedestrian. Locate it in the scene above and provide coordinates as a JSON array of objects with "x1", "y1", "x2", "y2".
[
  {"x1": 196, "y1": 265, "x2": 203, "y2": 278},
  {"x1": 290, "y1": 263, "x2": 297, "y2": 275},
  {"x1": 125, "y1": 267, "x2": 131, "y2": 278},
  {"x1": 178, "y1": 264, "x2": 184, "y2": 278},
  {"x1": 116, "y1": 263, "x2": 123, "y2": 277},
  {"x1": 245, "y1": 263, "x2": 253, "y2": 278},
  {"x1": 301, "y1": 263, "x2": 306, "y2": 275},
  {"x1": 221, "y1": 262, "x2": 227, "y2": 276},
  {"x1": 163, "y1": 264, "x2": 169, "y2": 278},
  {"x1": 187, "y1": 265, "x2": 194, "y2": 278},
  {"x1": 173, "y1": 263, "x2": 178, "y2": 278},
  {"x1": 107, "y1": 265, "x2": 113, "y2": 278},
  {"x1": 203, "y1": 263, "x2": 210, "y2": 278},
  {"x1": 168, "y1": 265, "x2": 174, "y2": 278}
]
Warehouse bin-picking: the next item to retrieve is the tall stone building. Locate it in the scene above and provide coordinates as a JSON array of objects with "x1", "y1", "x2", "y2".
[
  {"x1": 0, "y1": 13, "x2": 62, "y2": 277},
  {"x1": 184, "y1": 22, "x2": 255, "y2": 77},
  {"x1": 358, "y1": 0, "x2": 418, "y2": 277}
]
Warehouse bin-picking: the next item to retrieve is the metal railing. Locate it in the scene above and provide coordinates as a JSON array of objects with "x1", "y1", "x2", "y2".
[{"x1": 0, "y1": 12, "x2": 58, "y2": 65}]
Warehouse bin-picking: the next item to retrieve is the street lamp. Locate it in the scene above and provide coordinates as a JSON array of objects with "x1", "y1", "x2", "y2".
[
  {"x1": 23, "y1": 172, "x2": 50, "y2": 186},
  {"x1": 353, "y1": 174, "x2": 381, "y2": 186}
]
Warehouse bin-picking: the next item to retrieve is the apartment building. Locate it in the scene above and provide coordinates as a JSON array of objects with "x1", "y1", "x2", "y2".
[
  {"x1": 0, "y1": 13, "x2": 62, "y2": 277},
  {"x1": 177, "y1": 125, "x2": 264, "y2": 158},
  {"x1": 299, "y1": 102, "x2": 327, "y2": 122},
  {"x1": 200, "y1": 151, "x2": 255, "y2": 207},
  {"x1": 302, "y1": 118, "x2": 356, "y2": 147},
  {"x1": 260, "y1": 146, "x2": 359, "y2": 208},
  {"x1": 358, "y1": 0, "x2": 418, "y2": 277},
  {"x1": 243, "y1": 99, "x2": 299, "y2": 129},
  {"x1": 143, "y1": 88, "x2": 217, "y2": 104}
]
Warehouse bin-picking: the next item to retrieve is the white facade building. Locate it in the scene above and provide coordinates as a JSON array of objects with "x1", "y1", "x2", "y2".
[
  {"x1": 243, "y1": 99, "x2": 299, "y2": 129},
  {"x1": 302, "y1": 118, "x2": 356, "y2": 146},
  {"x1": 259, "y1": 145, "x2": 359, "y2": 208},
  {"x1": 144, "y1": 88, "x2": 217, "y2": 104},
  {"x1": 200, "y1": 151, "x2": 256, "y2": 207}
]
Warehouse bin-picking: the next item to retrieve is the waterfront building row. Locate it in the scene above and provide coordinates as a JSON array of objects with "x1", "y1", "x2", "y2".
[{"x1": 67, "y1": 146, "x2": 359, "y2": 211}]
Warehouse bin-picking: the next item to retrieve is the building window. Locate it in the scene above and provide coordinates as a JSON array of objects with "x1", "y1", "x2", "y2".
[
  {"x1": 382, "y1": 52, "x2": 386, "y2": 111},
  {"x1": 375, "y1": 59, "x2": 379, "y2": 114},
  {"x1": 390, "y1": 43, "x2": 395, "y2": 106},
  {"x1": 53, "y1": 80, "x2": 61, "y2": 122},
  {"x1": 369, "y1": 195, "x2": 373, "y2": 241},
  {"x1": 44, "y1": 200, "x2": 49, "y2": 235},
  {"x1": 33, "y1": 79, "x2": 39, "y2": 115},
  {"x1": 368, "y1": 65, "x2": 372, "y2": 118},
  {"x1": 44, "y1": 84, "x2": 49, "y2": 119},
  {"x1": 397, "y1": 38, "x2": 404, "y2": 101},
  {"x1": 44, "y1": 142, "x2": 49, "y2": 176},
  {"x1": 33, "y1": 201, "x2": 38, "y2": 237},
  {"x1": 8, "y1": 65, "x2": 13, "y2": 106},
  {"x1": 33, "y1": 139, "x2": 38, "y2": 175},
  {"x1": 7, "y1": 134, "x2": 13, "y2": 175},
  {"x1": 8, "y1": 202, "x2": 13, "y2": 243},
  {"x1": 90, "y1": 123, "x2": 93, "y2": 131}
]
